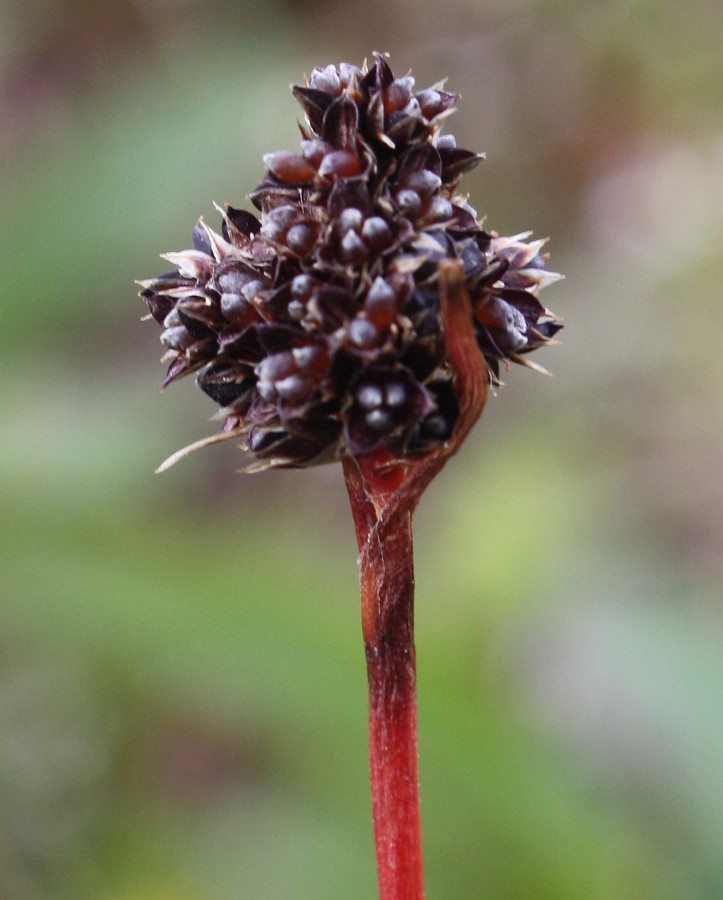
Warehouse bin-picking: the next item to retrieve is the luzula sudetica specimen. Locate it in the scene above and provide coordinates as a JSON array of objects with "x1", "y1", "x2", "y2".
[{"x1": 139, "y1": 54, "x2": 562, "y2": 900}]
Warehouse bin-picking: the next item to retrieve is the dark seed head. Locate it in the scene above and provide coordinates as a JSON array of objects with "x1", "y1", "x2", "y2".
[{"x1": 140, "y1": 54, "x2": 562, "y2": 469}]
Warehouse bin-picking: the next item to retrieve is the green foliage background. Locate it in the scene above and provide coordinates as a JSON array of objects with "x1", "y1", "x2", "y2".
[{"x1": 1, "y1": 1, "x2": 721, "y2": 897}]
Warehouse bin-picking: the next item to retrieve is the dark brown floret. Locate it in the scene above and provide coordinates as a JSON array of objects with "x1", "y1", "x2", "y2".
[{"x1": 139, "y1": 54, "x2": 562, "y2": 471}]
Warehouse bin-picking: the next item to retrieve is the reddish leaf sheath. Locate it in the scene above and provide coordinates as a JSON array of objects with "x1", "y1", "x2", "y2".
[{"x1": 343, "y1": 262, "x2": 488, "y2": 900}]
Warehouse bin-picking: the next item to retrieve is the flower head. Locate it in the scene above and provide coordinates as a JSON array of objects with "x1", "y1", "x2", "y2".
[{"x1": 139, "y1": 54, "x2": 562, "y2": 471}]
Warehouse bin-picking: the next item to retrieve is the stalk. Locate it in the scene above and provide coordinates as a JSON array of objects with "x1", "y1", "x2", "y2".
[
  {"x1": 344, "y1": 454, "x2": 424, "y2": 899},
  {"x1": 343, "y1": 261, "x2": 489, "y2": 900}
]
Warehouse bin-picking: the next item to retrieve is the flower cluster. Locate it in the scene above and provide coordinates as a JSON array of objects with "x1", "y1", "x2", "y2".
[{"x1": 139, "y1": 55, "x2": 562, "y2": 470}]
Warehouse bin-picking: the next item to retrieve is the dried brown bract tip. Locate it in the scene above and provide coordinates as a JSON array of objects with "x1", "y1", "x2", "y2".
[{"x1": 139, "y1": 54, "x2": 562, "y2": 471}]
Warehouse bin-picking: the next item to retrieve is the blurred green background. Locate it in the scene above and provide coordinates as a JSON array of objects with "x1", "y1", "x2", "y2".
[{"x1": 1, "y1": 1, "x2": 721, "y2": 897}]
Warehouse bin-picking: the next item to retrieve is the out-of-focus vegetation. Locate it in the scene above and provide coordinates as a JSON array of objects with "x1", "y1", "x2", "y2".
[{"x1": 1, "y1": 1, "x2": 721, "y2": 897}]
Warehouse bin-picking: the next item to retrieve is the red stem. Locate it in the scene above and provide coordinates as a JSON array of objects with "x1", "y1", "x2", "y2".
[
  {"x1": 343, "y1": 261, "x2": 490, "y2": 900},
  {"x1": 344, "y1": 455, "x2": 424, "y2": 900}
]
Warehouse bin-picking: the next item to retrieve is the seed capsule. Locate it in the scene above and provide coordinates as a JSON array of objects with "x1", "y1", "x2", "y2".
[
  {"x1": 286, "y1": 222, "x2": 319, "y2": 255},
  {"x1": 340, "y1": 230, "x2": 368, "y2": 265},
  {"x1": 263, "y1": 151, "x2": 316, "y2": 184},
  {"x1": 349, "y1": 317, "x2": 379, "y2": 349},
  {"x1": 318, "y1": 150, "x2": 363, "y2": 179},
  {"x1": 361, "y1": 217, "x2": 393, "y2": 252}
]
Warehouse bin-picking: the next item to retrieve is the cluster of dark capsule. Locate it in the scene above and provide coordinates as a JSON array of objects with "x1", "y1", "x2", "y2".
[{"x1": 139, "y1": 55, "x2": 562, "y2": 470}]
